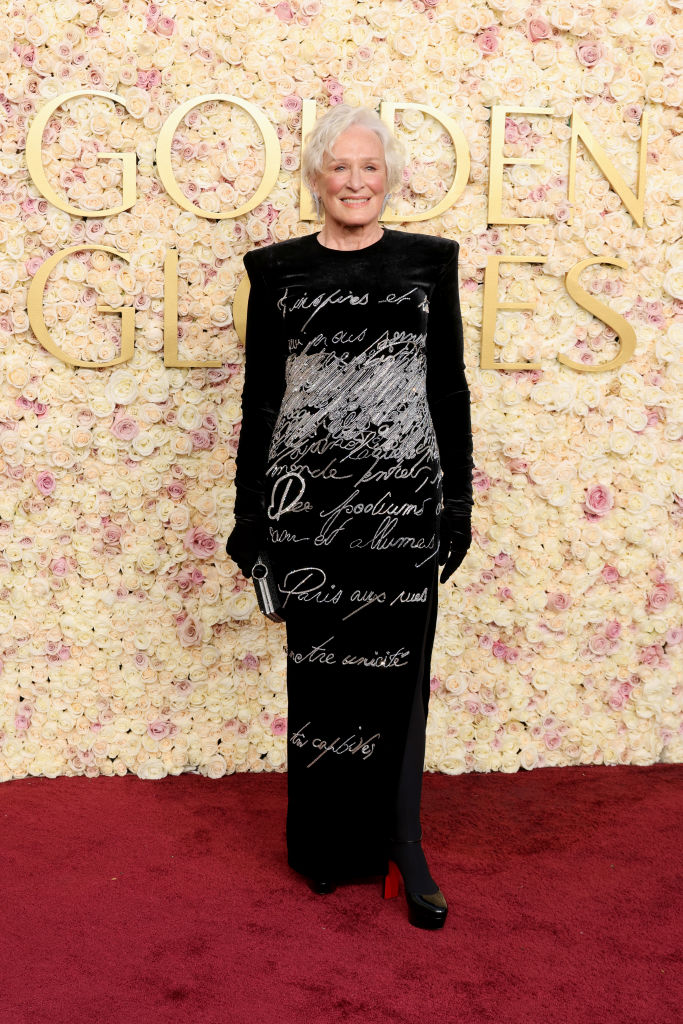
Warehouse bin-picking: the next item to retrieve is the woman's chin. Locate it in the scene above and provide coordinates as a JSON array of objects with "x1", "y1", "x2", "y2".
[{"x1": 327, "y1": 206, "x2": 381, "y2": 229}]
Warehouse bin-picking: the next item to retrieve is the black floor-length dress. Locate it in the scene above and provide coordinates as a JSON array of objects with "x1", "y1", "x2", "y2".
[{"x1": 231, "y1": 227, "x2": 473, "y2": 882}]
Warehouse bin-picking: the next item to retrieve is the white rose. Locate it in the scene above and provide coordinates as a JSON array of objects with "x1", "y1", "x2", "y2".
[
  {"x1": 136, "y1": 758, "x2": 168, "y2": 780},
  {"x1": 105, "y1": 370, "x2": 138, "y2": 405},
  {"x1": 662, "y1": 265, "x2": 683, "y2": 300}
]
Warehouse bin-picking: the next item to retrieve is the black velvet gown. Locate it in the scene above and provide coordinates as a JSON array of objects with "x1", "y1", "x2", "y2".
[{"x1": 231, "y1": 227, "x2": 473, "y2": 882}]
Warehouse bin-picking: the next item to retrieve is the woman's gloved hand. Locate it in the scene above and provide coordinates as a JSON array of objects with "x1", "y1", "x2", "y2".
[
  {"x1": 438, "y1": 499, "x2": 471, "y2": 584},
  {"x1": 225, "y1": 518, "x2": 266, "y2": 580}
]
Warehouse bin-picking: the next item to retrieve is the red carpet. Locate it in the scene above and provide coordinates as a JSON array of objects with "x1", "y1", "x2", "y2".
[{"x1": 1, "y1": 764, "x2": 681, "y2": 1024}]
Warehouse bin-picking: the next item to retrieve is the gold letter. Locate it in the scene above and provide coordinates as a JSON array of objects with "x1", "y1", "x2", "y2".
[
  {"x1": 164, "y1": 249, "x2": 221, "y2": 367},
  {"x1": 156, "y1": 95, "x2": 280, "y2": 219},
  {"x1": 488, "y1": 106, "x2": 554, "y2": 225},
  {"x1": 561, "y1": 257, "x2": 636, "y2": 372},
  {"x1": 300, "y1": 99, "x2": 319, "y2": 222},
  {"x1": 568, "y1": 109, "x2": 648, "y2": 227},
  {"x1": 28, "y1": 246, "x2": 134, "y2": 367},
  {"x1": 379, "y1": 102, "x2": 470, "y2": 223},
  {"x1": 481, "y1": 255, "x2": 544, "y2": 370},
  {"x1": 26, "y1": 90, "x2": 136, "y2": 217}
]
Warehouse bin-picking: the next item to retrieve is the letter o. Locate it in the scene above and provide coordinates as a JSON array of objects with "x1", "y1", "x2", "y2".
[{"x1": 156, "y1": 94, "x2": 281, "y2": 219}]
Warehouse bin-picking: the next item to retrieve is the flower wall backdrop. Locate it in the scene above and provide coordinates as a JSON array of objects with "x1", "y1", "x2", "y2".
[{"x1": 0, "y1": 0, "x2": 681, "y2": 781}]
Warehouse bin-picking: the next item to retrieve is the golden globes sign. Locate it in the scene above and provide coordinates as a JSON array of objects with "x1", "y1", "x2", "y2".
[{"x1": 25, "y1": 91, "x2": 645, "y2": 372}]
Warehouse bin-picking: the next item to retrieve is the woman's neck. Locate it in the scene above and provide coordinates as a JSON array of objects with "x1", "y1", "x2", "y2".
[{"x1": 316, "y1": 221, "x2": 385, "y2": 251}]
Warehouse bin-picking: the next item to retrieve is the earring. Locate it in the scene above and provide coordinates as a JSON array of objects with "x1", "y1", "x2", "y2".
[
  {"x1": 380, "y1": 193, "x2": 391, "y2": 219},
  {"x1": 312, "y1": 192, "x2": 321, "y2": 220}
]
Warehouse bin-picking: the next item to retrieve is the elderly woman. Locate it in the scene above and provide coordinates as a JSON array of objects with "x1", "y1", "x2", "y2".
[{"x1": 226, "y1": 104, "x2": 473, "y2": 929}]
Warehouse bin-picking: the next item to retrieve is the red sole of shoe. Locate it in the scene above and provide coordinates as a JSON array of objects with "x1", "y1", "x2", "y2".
[{"x1": 383, "y1": 859, "x2": 401, "y2": 899}]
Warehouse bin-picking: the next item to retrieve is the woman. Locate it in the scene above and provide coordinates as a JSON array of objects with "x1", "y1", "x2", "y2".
[{"x1": 226, "y1": 104, "x2": 473, "y2": 929}]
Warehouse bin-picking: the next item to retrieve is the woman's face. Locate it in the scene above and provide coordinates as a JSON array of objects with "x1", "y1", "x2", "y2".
[{"x1": 313, "y1": 124, "x2": 388, "y2": 230}]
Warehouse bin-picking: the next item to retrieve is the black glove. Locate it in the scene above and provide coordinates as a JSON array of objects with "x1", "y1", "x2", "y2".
[
  {"x1": 226, "y1": 249, "x2": 287, "y2": 581},
  {"x1": 425, "y1": 241, "x2": 474, "y2": 586},
  {"x1": 438, "y1": 498, "x2": 471, "y2": 584},
  {"x1": 225, "y1": 518, "x2": 265, "y2": 580}
]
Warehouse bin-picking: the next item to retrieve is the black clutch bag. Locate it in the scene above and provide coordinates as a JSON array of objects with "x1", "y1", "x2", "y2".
[{"x1": 252, "y1": 551, "x2": 285, "y2": 622}]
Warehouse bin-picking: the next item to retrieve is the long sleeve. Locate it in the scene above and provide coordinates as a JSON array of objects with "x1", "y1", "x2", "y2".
[
  {"x1": 425, "y1": 242, "x2": 474, "y2": 546},
  {"x1": 226, "y1": 251, "x2": 287, "y2": 574}
]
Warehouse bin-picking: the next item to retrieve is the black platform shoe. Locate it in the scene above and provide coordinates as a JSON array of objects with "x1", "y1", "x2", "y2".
[{"x1": 382, "y1": 837, "x2": 448, "y2": 930}]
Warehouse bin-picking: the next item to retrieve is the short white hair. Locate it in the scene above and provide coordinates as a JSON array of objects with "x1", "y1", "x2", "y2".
[{"x1": 302, "y1": 104, "x2": 407, "y2": 195}]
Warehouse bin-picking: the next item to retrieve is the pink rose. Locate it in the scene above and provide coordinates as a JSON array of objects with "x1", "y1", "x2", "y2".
[
  {"x1": 498, "y1": 587, "x2": 513, "y2": 601},
  {"x1": 623, "y1": 103, "x2": 642, "y2": 123},
  {"x1": 604, "y1": 620, "x2": 621, "y2": 640},
  {"x1": 492, "y1": 641, "x2": 507, "y2": 659},
  {"x1": 584, "y1": 484, "x2": 613, "y2": 517},
  {"x1": 478, "y1": 634, "x2": 492, "y2": 649},
  {"x1": 473, "y1": 470, "x2": 491, "y2": 490},
  {"x1": 103, "y1": 523, "x2": 122, "y2": 545},
  {"x1": 505, "y1": 119, "x2": 521, "y2": 143},
  {"x1": 177, "y1": 616, "x2": 201, "y2": 647},
  {"x1": 156, "y1": 16, "x2": 175, "y2": 36},
  {"x1": 476, "y1": 29, "x2": 499, "y2": 54},
  {"x1": 602, "y1": 565, "x2": 620, "y2": 583},
  {"x1": 36, "y1": 470, "x2": 56, "y2": 495},
  {"x1": 242, "y1": 653, "x2": 259, "y2": 670},
  {"x1": 50, "y1": 557, "x2": 69, "y2": 576},
  {"x1": 647, "y1": 583, "x2": 675, "y2": 611},
  {"x1": 274, "y1": 2, "x2": 294, "y2": 21},
  {"x1": 167, "y1": 481, "x2": 185, "y2": 500},
  {"x1": 25, "y1": 255, "x2": 43, "y2": 275},
  {"x1": 576, "y1": 41, "x2": 603, "y2": 68},
  {"x1": 183, "y1": 526, "x2": 217, "y2": 559},
  {"x1": 190, "y1": 429, "x2": 214, "y2": 450},
  {"x1": 528, "y1": 17, "x2": 551, "y2": 41},
  {"x1": 147, "y1": 720, "x2": 173, "y2": 739},
  {"x1": 282, "y1": 94, "x2": 302, "y2": 113},
  {"x1": 111, "y1": 415, "x2": 139, "y2": 440},
  {"x1": 494, "y1": 552, "x2": 514, "y2": 568},
  {"x1": 639, "y1": 644, "x2": 664, "y2": 666},
  {"x1": 547, "y1": 592, "x2": 572, "y2": 611},
  {"x1": 271, "y1": 717, "x2": 287, "y2": 735},
  {"x1": 430, "y1": 675, "x2": 440, "y2": 691},
  {"x1": 589, "y1": 634, "x2": 610, "y2": 656},
  {"x1": 175, "y1": 571, "x2": 194, "y2": 595},
  {"x1": 665, "y1": 627, "x2": 683, "y2": 645},
  {"x1": 651, "y1": 36, "x2": 674, "y2": 61}
]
